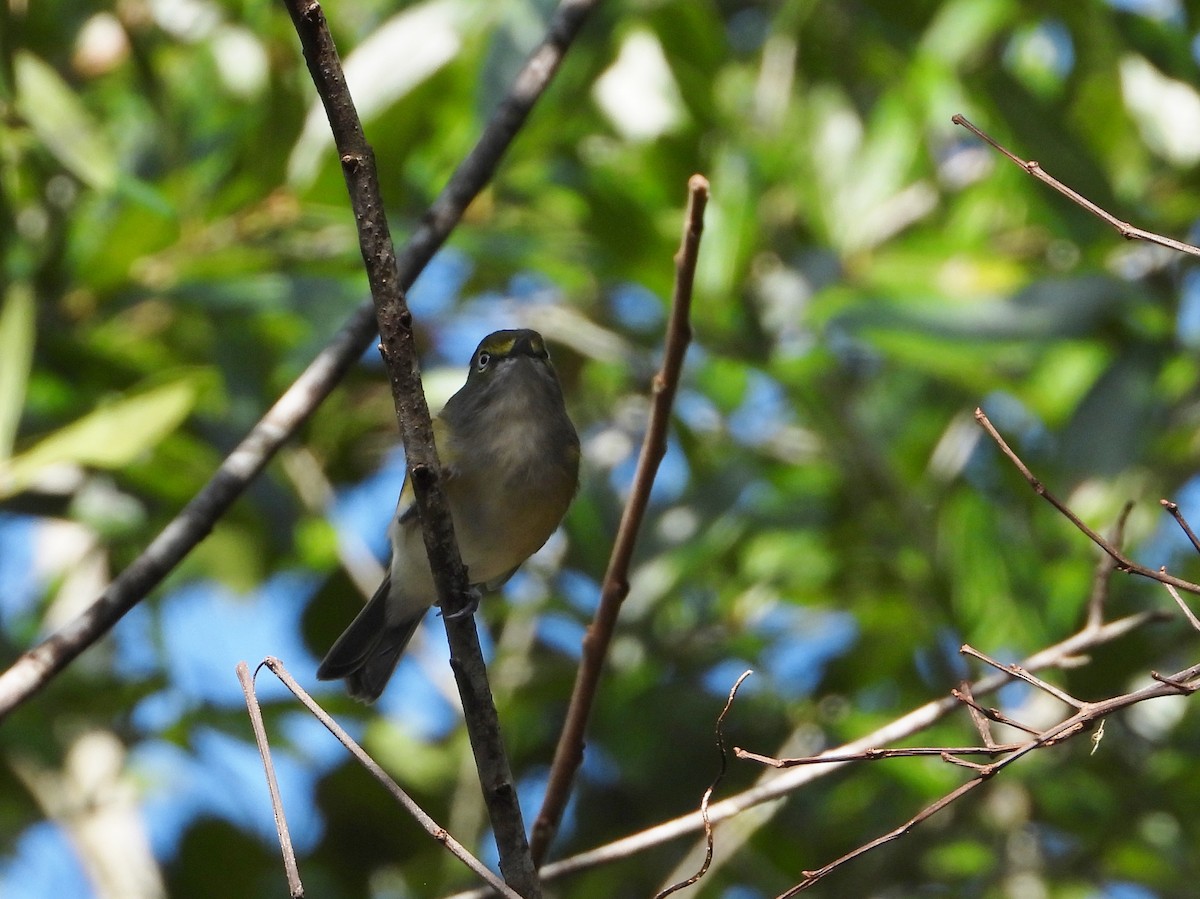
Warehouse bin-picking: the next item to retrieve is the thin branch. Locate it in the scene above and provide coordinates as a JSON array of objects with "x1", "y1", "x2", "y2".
[
  {"x1": 529, "y1": 174, "x2": 709, "y2": 865},
  {"x1": 259, "y1": 658, "x2": 522, "y2": 899},
  {"x1": 952, "y1": 114, "x2": 1200, "y2": 259},
  {"x1": 734, "y1": 743, "x2": 1024, "y2": 768},
  {"x1": 975, "y1": 407, "x2": 1200, "y2": 595},
  {"x1": 1162, "y1": 499, "x2": 1200, "y2": 556},
  {"x1": 654, "y1": 669, "x2": 752, "y2": 899},
  {"x1": 443, "y1": 610, "x2": 1161, "y2": 897},
  {"x1": 1087, "y1": 502, "x2": 1132, "y2": 629},
  {"x1": 238, "y1": 662, "x2": 304, "y2": 899},
  {"x1": 779, "y1": 775, "x2": 990, "y2": 898},
  {"x1": 958, "y1": 681, "x2": 997, "y2": 748},
  {"x1": 0, "y1": 0, "x2": 600, "y2": 723},
  {"x1": 1161, "y1": 579, "x2": 1200, "y2": 633},
  {"x1": 959, "y1": 644, "x2": 1084, "y2": 709},
  {"x1": 950, "y1": 687, "x2": 1042, "y2": 737}
]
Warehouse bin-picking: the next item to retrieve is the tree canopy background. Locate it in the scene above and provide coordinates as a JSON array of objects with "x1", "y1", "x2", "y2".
[{"x1": 3, "y1": 0, "x2": 1200, "y2": 896}]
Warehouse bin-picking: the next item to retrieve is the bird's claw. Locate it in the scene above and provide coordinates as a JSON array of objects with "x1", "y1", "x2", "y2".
[{"x1": 441, "y1": 586, "x2": 483, "y2": 620}]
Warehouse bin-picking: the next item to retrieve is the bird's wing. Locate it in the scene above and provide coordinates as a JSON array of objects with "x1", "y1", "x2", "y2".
[{"x1": 396, "y1": 416, "x2": 458, "y2": 527}]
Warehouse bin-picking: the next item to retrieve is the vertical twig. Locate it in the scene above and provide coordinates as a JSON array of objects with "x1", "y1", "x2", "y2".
[
  {"x1": 1086, "y1": 503, "x2": 1133, "y2": 630},
  {"x1": 530, "y1": 175, "x2": 710, "y2": 864},
  {"x1": 238, "y1": 661, "x2": 304, "y2": 899},
  {"x1": 278, "y1": 1, "x2": 551, "y2": 892},
  {"x1": 653, "y1": 670, "x2": 752, "y2": 899}
]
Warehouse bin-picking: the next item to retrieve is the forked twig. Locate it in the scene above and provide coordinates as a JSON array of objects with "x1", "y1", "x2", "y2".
[
  {"x1": 248, "y1": 658, "x2": 522, "y2": 899},
  {"x1": 735, "y1": 743, "x2": 1024, "y2": 767},
  {"x1": 769, "y1": 659, "x2": 1200, "y2": 895},
  {"x1": 959, "y1": 644, "x2": 1084, "y2": 709}
]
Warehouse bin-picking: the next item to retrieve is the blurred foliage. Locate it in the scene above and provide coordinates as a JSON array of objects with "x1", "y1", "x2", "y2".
[{"x1": 3, "y1": 0, "x2": 1200, "y2": 897}]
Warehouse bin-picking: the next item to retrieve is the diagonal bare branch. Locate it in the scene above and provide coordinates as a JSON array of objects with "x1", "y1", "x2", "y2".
[{"x1": 952, "y1": 114, "x2": 1200, "y2": 258}]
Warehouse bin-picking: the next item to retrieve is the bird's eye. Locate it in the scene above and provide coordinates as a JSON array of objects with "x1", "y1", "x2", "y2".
[{"x1": 476, "y1": 351, "x2": 491, "y2": 371}]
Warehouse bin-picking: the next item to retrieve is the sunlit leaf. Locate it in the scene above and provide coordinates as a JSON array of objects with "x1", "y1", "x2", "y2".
[
  {"x1": 13, "y1": 51, "x2": 118, "y2": 192},
  {"x1": 0, "y1": 377, "x2": 201, "y2": 498},
  {"x1": 0, "y1": 283, "x2": 35, "y2": 459}
]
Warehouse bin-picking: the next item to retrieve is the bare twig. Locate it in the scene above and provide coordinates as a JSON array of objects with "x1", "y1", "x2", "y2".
[
  {"x1": 952, "y1": 114, "x2": 1200, "y2": 259},
  {"x1": 950, "y1": 687, "x2": 1042, "y2": 737},
  {"x1": 974, "y1": 408, "x2": 1200, "y2": 595},
  {"x1": 734, "y1": 743, "x2": 1024, "y2": 768},
  {"x1": 958, "y1": 681, "x2": 997, "y2": 748},
  {"x1": 959, "y1": 644, "x2": 1084, "y2": 709},
  {"x1": 256, "y1": 658, "x2": 523, "y2": 898},
  {"x1": 779, "y1": 774, "x2": 989, "y2": 898},
  {"x1": 1087, "y1": 502, "x2": 1133, "y2": 629},
  {"x1": 1162, "y1": 499, "x2": 1200, "y2": 556},
  {"x1": 529, "y1": 175, "x2": 709, "y2": 865},
  {"x1": 1161, "y1": 579, "x2": 1200, "y2": 633},
  {"x1": 0, "y1": 0, "x2": 600, "y2": 723},
  {"x1": 444, "y1": 610, "x2": 1161, "y2": 897},
  {"x1": 238, "y1": 662, "x2": 304, "y2": 899},
  {"x1": 654, "y1": 669, "x2": 752, "y2": 899}
]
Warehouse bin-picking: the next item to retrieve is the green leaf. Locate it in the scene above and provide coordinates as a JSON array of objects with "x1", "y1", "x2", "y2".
[
  {"x1": 14, "y1": 51, "x2": 118, "y2": 192},
  {"x1": 0, "y1": 376, "x2": 200, "y2": 498},
  {"x1": 0, "y1": 283, "x2": 35, "y2": 459}
]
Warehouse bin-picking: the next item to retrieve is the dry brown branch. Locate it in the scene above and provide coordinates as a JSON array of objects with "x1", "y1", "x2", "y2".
[
  {"x1": 952, "y1": 114, "x2": 1200, "y2": 258},
  {"x1": 958, "y1": 681, "x2": 997, "y2": 747},
  {"x1": 734, "y1": 742, "x2": 1023, "y2": 768},
  {"x1": 975, "y1": 407, "x2": 1200, "y2": 596},
  {"x1": 1086, "y1": 502, "x2": 1133, "y2": 628},
  {"x1": 949, "y1": 685, "x2": 1042, "y2": 737},
  {"x1": 742, "y1": 414, "x2": 1200, "y2": 893},
  {"x1": 1161, "y1": 580, "x2": 1200, "y2": 633},
  {"x1": 529, "y1": 175, "x2": 709, "y2": 866},
  {"x1": 654, "y1": 669, "x2": 752, "y2": 899},
  {"x1": 959, "y1": 644, "x2": 1085, "y2": 708},
  {"x1": 1161, "y1": 499, "x2": 1200, "y2": 556},
  {"x1": 255, "y1": 657, "x2": 522, "y2": 898}
]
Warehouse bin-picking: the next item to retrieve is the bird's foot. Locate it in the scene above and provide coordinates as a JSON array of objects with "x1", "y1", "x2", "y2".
[{"x1": 441, "y1": 585, "x2": 482, "y2": 620}]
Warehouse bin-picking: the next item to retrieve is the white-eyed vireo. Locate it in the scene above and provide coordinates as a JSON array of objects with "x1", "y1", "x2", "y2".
[{"x1": 317, "y1": 328, "x2": 580, "y2": 702}]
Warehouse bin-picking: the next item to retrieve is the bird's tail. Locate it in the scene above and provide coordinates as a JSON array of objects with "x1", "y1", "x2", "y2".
[{"x1": 316, "y1": 574, "x2": 425, "y2": 703}]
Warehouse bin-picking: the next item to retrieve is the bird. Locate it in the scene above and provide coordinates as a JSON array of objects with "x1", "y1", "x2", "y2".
[{"x1": 317, "y1": 328, "x2": 580, "y2": 702}]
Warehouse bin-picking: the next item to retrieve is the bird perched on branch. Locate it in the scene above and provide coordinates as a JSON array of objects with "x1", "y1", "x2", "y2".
[{"x1": 317, "y1": 329, "x2": 580, "y2": 702}]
